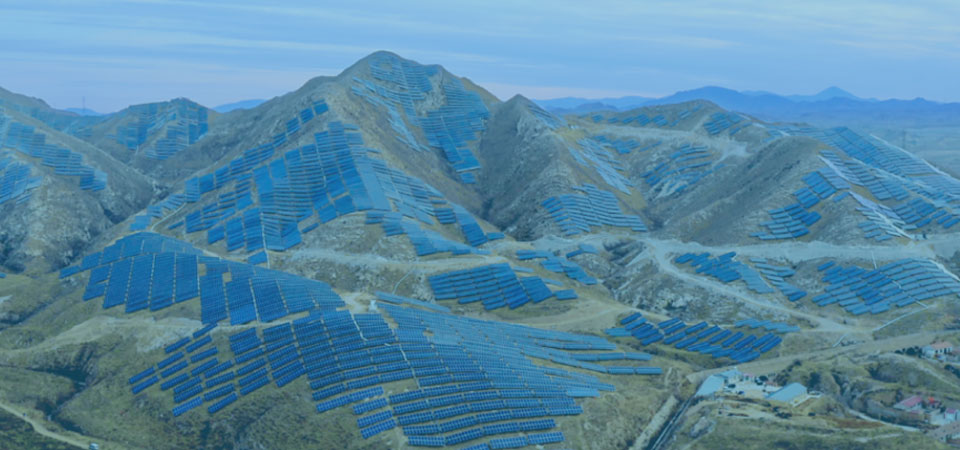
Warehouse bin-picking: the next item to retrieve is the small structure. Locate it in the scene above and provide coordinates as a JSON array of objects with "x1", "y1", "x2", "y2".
[
  {"x1": 766, "y1": 382, "x2": 807, "y2": 404},
  {"x1": 894, "y1": 395, "x2": 925, "y2": 412},
  {"x1": 923, "y1": 341, "x2": 954, "y2": 358},
  {"x1": 695, "y1": 368, "x2": 745, "y2": 398},
  {"x1": 695, "y1": 375, "x2": 726, "y2": 398}
]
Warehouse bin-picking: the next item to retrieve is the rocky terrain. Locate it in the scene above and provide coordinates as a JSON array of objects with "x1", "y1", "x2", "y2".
[{"x1": 0, "y1": 51, "x2": 959, "y2": 450}]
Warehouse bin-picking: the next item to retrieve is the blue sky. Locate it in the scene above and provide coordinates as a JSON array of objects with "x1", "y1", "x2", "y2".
[{"x1": 1, "y1": 0, "x2": 958, "y2": 112}]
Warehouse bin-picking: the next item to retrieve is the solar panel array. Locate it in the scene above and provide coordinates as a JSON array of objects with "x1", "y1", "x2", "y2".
[
  {"x1": 526, "y1": 103, "x2": 566, "y2": 129},
  {"x1": 542, "y1": 184, "x2": 647, "y2": 236},
  {"x1": 515, "y1": 251, "x2": 598, "y2": 286},
  {"x1": 375, "y1": 291, "x2": 451, "y2": 313},
  {"x1": 811, "y1": 258, "x2": 960, "y2": 315},
  {"x1": 172, "y1": 118, "x2": 492, "y2": 257},
  {"x1": 131, "y1": 297, "x2": 660, "y2": 448},
  {"x1": 571, "y1": 139, "x2": 634, "y2": 194},
  {"x1": 564, "y1": 243, "x2": 598, "y2": 259},
  {"x1": 674, "y1": 252, "x2": 774, "y2": 295},
  {"x1": 733, "y1": 319, "x2": 800, "y2": 334},
  {"x1": 366, "y1": 211, "x2": 490, "y2": 257},
  {"x1": 608, "y1": 313, "x2": 781, "y2": 364},
  {"x1": 677, "y1": 104, "x2": 704, "y2": 121},
  {"x1": 703, "y1": 112, "x2": 749, "y2": 136},
  {"x1": 419, "y1": 78, "x2": 489, "y2": 184},
  {"x1": 0, "y1": 112, "x2": 106, "y2": 191},
  {"x1": 748, "y1": 258, "x2": 807, "y2": 301},
  {"x1": 641, "y1": 143, "x2": 720, "y2": 196},
  {"x1": 775, "y1": 127, "x2": 960, "y2": 240},
  {"x1": 592, "y1": 112, "x2": 670, "y2": 128},
  {"x1": 750, "y1": 166, "x2": 852, "y2": 240},
  {"x1": 352, "y1": 53, "x2": 489, "y2": 184},
  {"x1": 59, "y1": 232, "x2": 343, "y2": 324},
  {"x1": 590, "y1": 135, "x2": 661, "y2": 155},
  {"x1": 130, "y1": 194, "x2": 187, "y2": 231},
  {"x1": 111, "y1": 100, "x2": 209, "y2": 160},
  {"x1": 428, "y1": 263, "x2": 579, "y2": 310},
  {"x1": 0, "y1": 151, "x2": 42, "y2": 206},
  {"x1": 352, "y1": 78, "x2": 430, "y2": 153}
]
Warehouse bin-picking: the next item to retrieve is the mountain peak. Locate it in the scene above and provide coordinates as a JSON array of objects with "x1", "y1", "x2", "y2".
[{"x1": 815, "y1": 86, "x2": 859, "y2": 100}]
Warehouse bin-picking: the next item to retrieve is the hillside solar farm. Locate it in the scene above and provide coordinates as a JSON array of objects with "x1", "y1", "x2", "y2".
[{"x1": 2, "y1": 34, "x2": 960, "y2": 450}]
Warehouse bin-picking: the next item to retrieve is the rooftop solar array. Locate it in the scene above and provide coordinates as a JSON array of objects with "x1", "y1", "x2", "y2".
[
  {"x1": 0, "y1": 151, "x2": 42, "y2": 206},
  {"x1": 607, "y1": 313, "x2": 781, "y2": 364},
  {"x1": 748, "y1": 258, "x2": 807, "y2": 301},
  {"x1": 571, "y1": 139, "x2": 634, "y2": 194},
  {"x1": 428, "y1": 263, "x2": 580, "y2": 310},
  {"x1": 811, "y1": 258, "x2": 960, "y2": 315},
  {"x1": 703, "y1": 112, "x2": 749, "y2": 136},
  {"x1": 110, "y1": 99, "x2": 209, "y2": 160},
  {"x1": 59, "y1": 232, "x2": 343, "y2": 324},
  {"x1": 641, "y1": 143, "x2": 720, "y2": 196},
  {"x1": 542, "y1": 184, "x2": 647, "y2": 236},
  {"x1": 352, "y1": 53, "x2": 489, "y2": 184},
  {"x1": 0, "y1": 111, "x2": 107, "y2": 191},
  {"x1": 130, "y1": 299, "x2": 659, "y2": 448},
  {"x1": 674, "y1": 252, "x2": 773, "y2": 295}
]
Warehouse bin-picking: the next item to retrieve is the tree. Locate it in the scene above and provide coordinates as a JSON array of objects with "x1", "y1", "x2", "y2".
[{"x1": 809, "y1": 372, "x2": 822, "y2": 388}]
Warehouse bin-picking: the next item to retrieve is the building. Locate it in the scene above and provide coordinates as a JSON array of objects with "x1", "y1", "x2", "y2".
[
  {"x1": 766, "y1": 383, "x2": 807, "y2": 404},
  {"x1": 923, "y1": 341, "x2": 954, "y2": 358},
  {"x1": 694, "y1": 368, "x2": 745, "y2": 398},
  {"x1": 894, "y1": 395, "x2": 925, "y2": 412},
  {"x1": 695, "y1": 375, "x2": 726, "y2": 398}
]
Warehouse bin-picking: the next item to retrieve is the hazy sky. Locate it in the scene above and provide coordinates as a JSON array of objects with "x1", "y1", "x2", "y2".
[{"x1": 2, "y1": 0, "x2": 958, "y2": 112}]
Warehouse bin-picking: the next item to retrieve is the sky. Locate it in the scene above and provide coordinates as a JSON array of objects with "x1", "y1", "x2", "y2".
[{"x1": 1, "y1": 0, "x2": 958, "y2": 112}]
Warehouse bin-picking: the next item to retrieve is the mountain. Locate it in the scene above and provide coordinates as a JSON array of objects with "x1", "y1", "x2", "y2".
[
  {"x1": 213, "y1": 99, "x2": 266, "y2": 113},
  {"x1": 536, "y1": 95, "x2": 652, "y2": 114},
  {"x1": 785, "y1": 86, "x2": 865, "y2": 102},
  {"x1": 0, "y1": 105, "x2": 155, "y2": 273},
  {"x1": 64, "y1": 107, "x2": 104, "y2": 116},
  {"x1": 1, "y1": 51, "x2": 959, "y2": 450},
  {"x1": 538, "y1": 86, "x2": 960, "y2": 129}
]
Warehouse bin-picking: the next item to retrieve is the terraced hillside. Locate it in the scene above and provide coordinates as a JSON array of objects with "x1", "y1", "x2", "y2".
[{"x1": 0, "y1": 51, "x2": 959, "y2": 450}]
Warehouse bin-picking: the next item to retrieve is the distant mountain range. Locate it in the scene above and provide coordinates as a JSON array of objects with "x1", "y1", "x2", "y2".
[
  {"x1": 213, "y1": 99, "x2": 266, "y2": 113},
  {"x1": 63, "y1": 107, "x2": 104, "y2": 116},
  {"x1": 536, "y1": 86, "x2": 960, "y2": 128}
]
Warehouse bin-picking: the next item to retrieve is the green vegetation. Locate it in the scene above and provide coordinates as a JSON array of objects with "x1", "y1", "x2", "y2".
[{"x1": 0, "y1": 408, "x2": 76, "y2": 450}]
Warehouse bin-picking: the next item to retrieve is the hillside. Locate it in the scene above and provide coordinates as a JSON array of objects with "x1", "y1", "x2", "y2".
[
  {"x1": 0, "y1": 51, "x2": 959, "y2": 450},
  {"x1": 0, "y1": 105, "x2": 155, "y2": 273}
]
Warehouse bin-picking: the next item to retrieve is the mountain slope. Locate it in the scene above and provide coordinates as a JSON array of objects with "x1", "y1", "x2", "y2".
[
  {"x1": 0, "y1": 106, "x2": 155, "y2": 273},
  {"x1": 1, "y1": 51, "x2": 959, "y2": 450}
]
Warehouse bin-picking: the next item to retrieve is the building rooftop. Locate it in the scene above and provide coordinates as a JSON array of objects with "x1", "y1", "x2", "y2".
[
  {"x1": 766, "y1": 382, "x2": 807, "y2": 403},
  {"x1": 896, "y1": 395, "x2": 924, "y2": 409}
]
